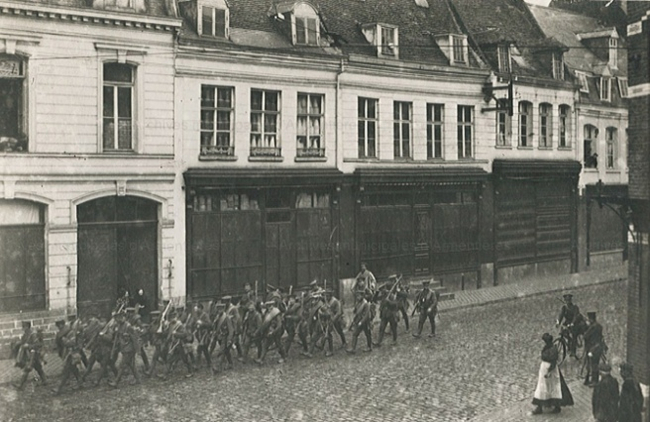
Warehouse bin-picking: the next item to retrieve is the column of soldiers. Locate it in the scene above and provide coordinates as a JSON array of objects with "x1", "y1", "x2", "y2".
[{"x1": 12, "y1": 273, "x2": 441, "y2": 395}]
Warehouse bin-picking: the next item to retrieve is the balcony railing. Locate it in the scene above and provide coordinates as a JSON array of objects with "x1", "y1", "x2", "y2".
[
  {"x1": 250, "y1": 146, "x2": 282, "y2": 157},
  {"x1": 201, "y1": 145, "x2": 234, "y2": 157},
  {"x1": 297, "y1": 147, "x2": 325, "y2": 158}
]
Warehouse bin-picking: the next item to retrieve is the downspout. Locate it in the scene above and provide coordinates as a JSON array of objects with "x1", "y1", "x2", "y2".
[{"x1": 335, "y1": 58, "x2": 345, "y2": 297}]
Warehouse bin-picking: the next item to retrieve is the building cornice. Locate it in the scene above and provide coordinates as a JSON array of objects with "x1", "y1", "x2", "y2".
[{"x1": 0, "y1": 0, "x2": 182, "y2": 31}]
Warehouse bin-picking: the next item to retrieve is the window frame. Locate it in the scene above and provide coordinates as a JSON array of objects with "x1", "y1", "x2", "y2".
[
  {"x1": 296, "y1": 92, "x2": 325, "y2": 157},
  {"x1": 200, "y1": 85, "x2": 235, "y2": 157},
  {"x1": 200, "y1": 5, "x2": 229, "y2": 38},
  {"x1": 538, "y1": 103, "x2": 552, "y2": 148},
  {"x1": 609, "y1": 37, "x2": 618, "y2": 67},
  {"x1": 378, "y1": 24, "x2": 398, "y2": 58},
  {"x1": 518, "y1": 101, "x2": 533, "y2": 147},
  {"x1": 393, "y1": 101, "x2": 412, "y2": 159},
  {"x1": 558, "y1": 105, "x2": 571, "y2": 148},
  {"x1": 427, "y1": 103, "x2": 444, "y2": 159},
  {"x1": 102, "y1": 62, "x2": 135, "y2": 152},
  {"x1": 496, "y1": 99, "x2": 511, "y2": 147},
  {"x1": 618, "y1": 77, "x2": 628, "y2": 98},
  {"x1": 552, "y1": 52, "x2": 564, "y2": 80},
  {"x1": 583, "y1": 124, "x2": 598, "y2": 169},
  {"x1": 575, "y1": 71, "x2": 589, "y2": 93},
  {"x1": 606, "y1": 127, "x2": 617, "y2": 170},
  {"x1": 599, "y1": 77, "x2": 611, "y2": 102},
  {"x1": 497, "y1": 44, "x2": 511, "y2": 73},
  {"x1": 0, "y1": 54, "x2": 27, "y2": 151},
  {"x1": 250, "y1": 89, "x2": 281, "y2": 157},
  {"x1": 457, "y1": 105, "x2": 473, "y2": 159},
  {"x1": 358, "y1": 97, "x2": 378, "y2": 159},
  {"x1": 451, "y1": 35, "x2": 466, "y2": 64}
]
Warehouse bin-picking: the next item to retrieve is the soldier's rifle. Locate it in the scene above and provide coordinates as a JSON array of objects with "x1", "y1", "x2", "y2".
[{"x1": 158, "y1": 301, "x2": 173, "y2": 334}]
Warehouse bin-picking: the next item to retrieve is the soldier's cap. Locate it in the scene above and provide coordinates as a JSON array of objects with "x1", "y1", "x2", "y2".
[
  {"x1": 21, "y1": 321, "x2": 32, "y2": 329},
  {"x1": 222, "y1": 295, "x2": 232, "y2": 302},
  {"x1": 309, "y1": 279, "x2": 318, "y2": 286},
  {"x1": 587, "y1": 311, "x2": 596, "y2": 319},
  {"x1": 599, "y1": 363, "x2": 612, "y2": 373},
  {"x1": 563, "y1": 294, "x2": 573, "y2": 300},
  {"x1": 422, "y1": 280, "x2": 431, "y2": 286},
  {"x1": 55, "y1": 319, "x2": 66, "y2": 327}
]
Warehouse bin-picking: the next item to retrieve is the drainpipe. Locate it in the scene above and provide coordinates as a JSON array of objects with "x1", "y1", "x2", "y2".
[{"x1": 336, "y1": 58, "x2": 346, "y2": 170}]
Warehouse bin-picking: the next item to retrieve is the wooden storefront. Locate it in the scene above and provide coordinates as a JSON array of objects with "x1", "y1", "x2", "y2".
[{"x1": 184, "y1": 168, "x2": 342, "y2": 300}]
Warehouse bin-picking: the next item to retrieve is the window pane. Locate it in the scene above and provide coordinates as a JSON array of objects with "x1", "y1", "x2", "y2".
[
  {"x1": 251, "y1": 90, "x2": 263, "y2": 110},
  {"x1": 367, "y1": 99, "x2": 376, "y2": 118},
  {"x1": 217, "y1": 87, "x2": 232, "y2": 108},
  {"x1": 368, "y1": 121, "x2": 375, "y2": 141},
  {"x1": 202, "y1": 6, "x2": 213, "y2": 36},
  {"x1": 297, "y1": 116, "x2": 307, "y2": 136},
  {"x1": 297, "y1": 94, "x2": 308, "y2": 114},
  {"x1": 201, "y1": 110, "x2": 215, "y2": 130},
  {"x1": 264, "y1": 114, "x2": 277, "y2": 133},
  {"x1": 296, "y1": 18, "x2": 307, "y2": 44},
  {"x1": 104, "y1": 63, "x2": 132, "y2": 83},
  {"x1": 215, "y1": 8, "x2": 227, "y2": 37},
  {"x1": 434, "y1": 125, "x2": 442, "y2": 141},
  {"x1": 310, "y1": 95, "x2": 321, "y2": 114},
  {"x1": 393, "y1": 103, "x2": 400, "y2": 120},
  {"x1": 216, "y1": 132, "x2": 230, "y2": 147},
  {"x1": 309, "y1": 116, "x2": 321, "y2": 135},
  {"x1": 216, "y1": 111, "x2": 230, "y2": 131},
  {"x1": 265, "y1": 91, "x2": 278, "y2": 111},
  {"x1": 117, "y1": 87, "x2": 132, "y2": 118},
  {"x1": 251, "y1": 113, "x2": 261, "y2": 132},
  {"x1": 118, "y1": 119, "x2": 131, "y2": 149},
  {"x1": 103, "y1": 119, "x2": 114, "y2": 149},
  {"x1": 201, "y1": 86, "x2": 215, "y2": 108},
  {"x1": 358, "y1": 98, "x2": 365, "y2": 118},
  {"x1": 103, "y1": 86, "x2": 114, "y2": 117},
  {"x1": 306, "y1": 18, "x2": 317, "y2": 44}
]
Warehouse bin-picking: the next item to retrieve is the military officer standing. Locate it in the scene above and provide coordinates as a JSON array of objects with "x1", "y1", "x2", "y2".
[
  {"x1": 346, "y1": 292, "x2": 373, "y2": 354},
  {"x1": 374, "y1": 287, "x2": 399, "y2": 347},
  {"x1": 412, "y1": 280, "x2": 439, "y2": 339},
  {"x1": 584, "y1": 311, "x2": 605, "y2": 386}
]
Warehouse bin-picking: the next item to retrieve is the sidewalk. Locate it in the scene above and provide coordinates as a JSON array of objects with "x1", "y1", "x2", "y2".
[{"x1": 0, "y1": 264, "x2": 627, "y2": 387}]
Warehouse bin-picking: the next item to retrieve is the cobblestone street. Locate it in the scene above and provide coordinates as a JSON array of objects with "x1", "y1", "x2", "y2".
[{"x1": 0, "y1": 280, "x2": 626, "y2": 422}]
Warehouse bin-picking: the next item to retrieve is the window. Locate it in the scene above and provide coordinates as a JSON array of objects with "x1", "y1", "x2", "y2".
[
  {"x1": 618, "y1": 77, "x2": 628, "y2": 98},
  {"x1": 552, "y1": 52, "x2": 564, "y2": 80},
  {"x1": 576, "y1": 71, "x2": 589, "y2": 93},
  {"x1": 518, "y1": 101, "x2": 532, "y2": 147},
  {"x1": 201, "y1": 6, "x2": 228, "y2": 37},
  {"x1": 583, "y1": 124, "x2": 598, "y2": 169},
  {"x1": 103, "y1": 62, "x2": 134, "y2": 151},
  {"x1": 496, "y1": 99, "x2": 511, "y2": 147},
  {"x1": 452, "y1": 36, "x2": 466, "y2": 63},
  {"x1": 598, "y1": 77, "x2": 611, "y2": 101},
  {"x1": 609, "y1": 37, "x2": 618, "y2": 68},
  {"x1": 498, "y1": 44, "x2": 510, "y2": 73},
  {"x1": 200, "y1": 85, "x2": 234, "y2": 156},
  {"x1": 358, "y1": 97, "x2": 377, "y2": 158},
  {"x1": 559, "y1": 105, "x2": 570, "y2": 148},
  {"x1": 393, "y1": 101, "x2": 412, "y2": 159},
  {"x1": 295, "y1": 16, "x2": 318, "y2": 45},
  {"x1": 606, "y1": 127, "x2": 617, "y2": 169},
  {"x1": 297, "y1": 93, "x2": 324, "y2": 157},
  {"x1": 296, "y1": 192, "x2": 330, "y2": 208},
  {"x1": 457, "y1": 105, "x2": 473, "y2": 159},
  {"x1": 250, "y1": 89, "x2": 280, "y2": 156},
  {"x1": 539, "y1": 103, "x2": 552, "y2": 148},
  {"x1": 380, "y1": 25, "x2": 397, "y2": 57},
  {"x1": 0, "y1": 55, "x2": 26, "y2": 152},
  {"x1": 427, "y1": 103, "x2": 443, "y2": 159}
]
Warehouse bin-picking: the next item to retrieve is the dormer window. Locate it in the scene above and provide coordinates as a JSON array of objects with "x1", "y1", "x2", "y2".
[
  {"x1": 618, "y1": 77, "x2": 628, "y2": 98},
  {"x1": 576, "y1": 71, "x2": 589, "y2": 93},
  {"x1": 552, "y1": 52, "x2": 564, "y2": 80},
  {"x1": 201, "y1": 6, "x2": 228, "y2": 37},
  {"x1": 498, "y1": 44, "x2": 511, "y2": 73},
  {"x1": 609, "y1": 37, "x2": 618, "y2": 70},
  {"x1": 295, "y1": 16, "x2": 318, "y2": 45},
  {"x1": 361, "y1": 23, "x2": 399, "y2": 59},
  {"x1": 598, "y1": 77, "x2": 611, "y2": 101},
  {"x1": 452, "y1": 35, "x2": 466, "y2": 63}
]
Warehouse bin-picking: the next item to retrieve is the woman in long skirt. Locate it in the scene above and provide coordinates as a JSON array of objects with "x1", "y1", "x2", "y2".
[{"x1": 532, "y1": 333, "x2": 574, "y2": 415}]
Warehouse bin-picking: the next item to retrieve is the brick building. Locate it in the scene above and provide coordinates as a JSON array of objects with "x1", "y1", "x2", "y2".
[{"x1": 626, "y1": 2, "x2": 650, "y2": 420}]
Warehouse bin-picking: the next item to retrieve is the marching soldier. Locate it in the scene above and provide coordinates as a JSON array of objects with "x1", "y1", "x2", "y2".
[
  {"x1": 53, "y1": 318, "x2": 84, "y2": 395},
  {"x1": 255, "y1": 300, "x2": 287, "y2": 365},
  {"x1": 394, "y1": 274, "x2": 410, "y2": 332},
  {"x1": 128, "y1": 308, "x2": 151, "y2": 374},
  {"x1": 192, "y1": 304, "x2": 213, "y2": 369},
  {"x1": 82, "y1": 316, "x2": 118, "y2": 386},
  {"x1": 412, "y1": 280, "x2": 439, "y2": 339},
  {"x1": 303, "y1": 293, "x2": 333, "y2": 358},
  {"x1": 14, "y1": 321, "x2": 47, "y2": 390},
  {"x1": 346, "y1": 292, "x2": 373, "y2": 354},
  {"x1": 212, "y1": 302, "x2": 235, "y2": 373},
  {"x1": 146, "y1": 310, "x2": 170, "y2": 378},
  {"x1": 283, "y1": 292, "x2": 308, "y2": 355},
  {"x1": 165, "y1": 310, "x2": 194, "y2": 378},
  {"x1": 240, "y1": 302, "x2": 263, "y2": 363},
  {"x1": 108, "y1": 310, "x2": 141, "y2": 387},
  {"x1": 224, "y1": 296, "x2": 244, "y2": 360},
  {"x1": 325, "y1": 289, "x2": 346, "y2": 349},
  {"x1": 374, "y1": 286, "x2": 399, "y2": 347}
]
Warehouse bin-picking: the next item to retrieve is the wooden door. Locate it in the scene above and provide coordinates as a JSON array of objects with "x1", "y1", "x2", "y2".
[
  {"x1": 265, "y1": 218, "x2": 295, "y2": 290},
  {"x1": 77, "y1": 226, "x2": 117, "y2": 318},
  {"x1": 414, "y1": 206, "x2": 431, "y2": 275}
]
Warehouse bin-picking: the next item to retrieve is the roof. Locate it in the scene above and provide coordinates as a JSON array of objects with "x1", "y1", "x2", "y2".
[
  {"x1": 13, "y1": 0, "x2": 176, "y2": 18},
  {"x1": 448, "y1": 0, "x2": 561, "y2": 79},
  {"x1": 179, "y1": 0, "x2": 482, "y2": 66}
]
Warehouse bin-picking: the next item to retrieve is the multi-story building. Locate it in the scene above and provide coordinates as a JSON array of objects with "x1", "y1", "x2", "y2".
[
  {"x1": 530, "y1": 3, "x2": 629, "y2": 271},
  {"x1": 0, "y1": 0, "x2": 183, "y2": 339},
  {"x1": 626, "y1": 2, "x2": 650, "y2": 420}
]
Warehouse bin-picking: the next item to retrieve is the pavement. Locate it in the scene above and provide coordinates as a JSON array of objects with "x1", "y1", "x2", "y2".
[{"x1": 0, "y1": 263, "x2": 628, "y2": 421}]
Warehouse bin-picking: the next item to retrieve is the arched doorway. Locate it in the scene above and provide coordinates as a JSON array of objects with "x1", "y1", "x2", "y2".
[{"x1": 77, "y1": 196, "x2": 158, "y2": 318}]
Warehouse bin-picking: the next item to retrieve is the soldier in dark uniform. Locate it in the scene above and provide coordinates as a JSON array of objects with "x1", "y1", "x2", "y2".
[
  {"x1": 127, "y1": 308, "x2": 150, "y2": 374},
  {"x1": 556, "y1": 293, "x2": 584, "y2": 357},
  {"x1": 146, "y1": 310, "x2": 169, "y2": 378},
  {"x1": 54, "y1": 319, "x2": 68, "y2": 360},
  {"x1": 53, "y1": 319, "x2": 84, "y2": 395},
  {"x1": 325, "y1": 289, "x2": 346, "y2": 349},
  {"x1": 212, "y1": 302, "x2": 235, "y2": 373},
  {"x1": 240, "y1": 302, "x2": 263, "y2": 363},
  {"x1": 592, "y1": 363, "x2": 619, "y2": 422},
  {"x1": 224, "y1": 296, "x2": 244, "y2": 360},
  {"x1": 165, "y1": 310, "x2": 194, "y2": 378},
  {"x1": 346, "y1": 292, "x2": 373, "y2": 354},
  {"x1": 191, "y1": 304, "x2": 212, "y2": 369},
  {"x1": 374, "y1": 287, "x2": 399, "y2": 347},
  {"x1": 255, "y1": 300, "x2": 287, "y2": 365},
  {"x1": 14, "y1": 321, "x2": 47, "y2": 390},
  {"x1": 394, "y1": 274, "x2": 410, "y2": 332},
  {"x1": 618, "y1": 362, "x2": 644, "y2": 422},
  {"x1": 303, "y1": 293, "x2": 333, "y2": 358},
  {"x1": 82, "y1": 316, "x2": 118, "y2": 386},
  {"x1": 584, "y1": 311, "x2": 605, "y2": 386},
  {"x1": 412, "y1": 280, "x2": 439, "y2": 338},
  {"x1": 108, "y1": 310, "x2": 141, "y2": 387}
]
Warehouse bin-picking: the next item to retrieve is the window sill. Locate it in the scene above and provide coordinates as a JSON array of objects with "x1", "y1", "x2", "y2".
[
  {"x1": 249, "y1": 156, "x2": 284, "y2": 162},
  {"x1": 558, "y1": 147, "x2": 572, "y2": 151},
  {"x1": 605, "y1": 169, "x2": 621, "y2": 174},
  {"x1": 199, "y1": 155, "x2": 238, "y2": 162},
  {"x1": 538, "y1": 146, "x2": 553, "y2": 150},
  {"x1": 495, "y1": 145, "x2": 512, "y2": 149},
  {"x1": 584, "y1": 168, "x2": 598, "y2": 172},
  {"x1": 344, "y1": 157, "x2": 380, "y2": 163},
  {"x1": 295, "y1": 156, "x2": 327, "y2": 163},
  {"x1": 427, "y1": 157, "x2": 445, "y2": 162},
  {"x1": 517, "y1": 146, "x2": 534, "y2": 150}
]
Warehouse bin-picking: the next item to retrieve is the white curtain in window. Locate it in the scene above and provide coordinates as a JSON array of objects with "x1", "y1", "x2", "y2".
[{"x1": 0, "y1": 199, "x2": 41, "y2": 225}]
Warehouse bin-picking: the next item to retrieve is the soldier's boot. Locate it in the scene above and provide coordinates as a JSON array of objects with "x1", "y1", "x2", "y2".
[
  {"x1": 15, "y1": 370, "x2": 30, "y2": 390},
  {"x1": 374, "y1": 324, "x2": 385, "y2": 347},
  {"x1": 413, "y1": 320, "x2": 424, "y2": 338},
  {"x1": 140, "y1": 349, "x2": 150, "y2": 373},
  {"x1": 346, "y1": 334, "x2": 358, "y2": 353},
  {"x1": 364, "y1": 330, "x2": 372, "y2": 352},
  {"x1": 35, "y1": 367, "x2": 47, "y2": 386},
  {"x1": 404, "y1": 314, "x2": 410, "y2": 332},
  {"x1": 325, "y1": 337, "x2": 334, "y2": 357}
]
